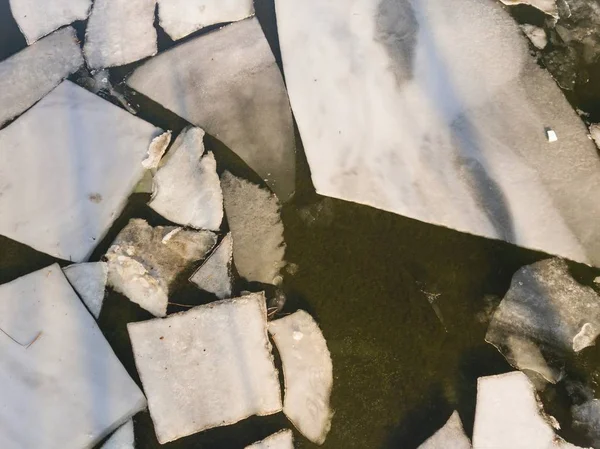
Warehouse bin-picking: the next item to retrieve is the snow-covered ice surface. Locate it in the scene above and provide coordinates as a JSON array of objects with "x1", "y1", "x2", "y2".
[
  {"x1": 499, "y1": 0, "x2": 559, "y2": 18},
  {"x1": 149, "y1": 127, "x2": 223, "y2": 231},
  {"x1": 418, "y1": 411, "x2": 471, "y2": 449},
  {"x1": 190, "y1": 233, "x2": 233, "y2": 299},
  {"x1": 158, "y1": 0, "x2": 254, "y2": 41},
  {"x1": 128, "y1": 293, "x2": 282, "y2": 444},
  {"x1": 0, "y1": 265, "x2": 146, "y2": 449},
  {"x1": 106, "y1": 219, "x2": 216, "y2": 317},
  {"x1": 84, "y1": 0, "x2": 157, "y2": 69},
  {"x1": 275, "y1": 0, "x2": 600, "y2": 267},
  {"x1": 127, "y1": 17, "x2": 296, "y2": 201},
  {"x1": 143, "y1": 131, "x2": 171, "y2": 170},
  {"x1": 101, "y1": 420, "x2": 134, "y2": 449},
  {"x1": 0, "y1": 80, "x2": 160, "y2": 262},
  {"x1": 473, "y1": 372, "x2": 585, "y2": 449},
  {"x1": 9, "y1": 0, "x2": 91, "y2": 44},
  {"x1": 63, "y1": 262, "x2": 108, "y2": 319},
  {"x1": 245, "y1": 429, "x2": 294, "y2": 449},
  {"x1": 0, "y1": 27, "x2": 83, "y2": 128},
  {"x1": 221, "y1": 172, "x2": 286, "y2": 284},
  {"x1": 486, "y1": 258, "x2": 600, "y2": 383},
  {"x1": 268, "y1": 310, "x2": 333, "y2": 445}
]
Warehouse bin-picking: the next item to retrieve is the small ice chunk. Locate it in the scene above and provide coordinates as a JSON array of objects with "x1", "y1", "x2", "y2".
[
  {"x1": 106, "y1": 219, "x2": 216, "y2": 317},
  {"x1": 245, "y1": 429, "x2": 294, "y2": 449},
  {"x1": 499, "y1": 0, "x2": 558, "y2": 18},
  {"x1": 418, "y1": 411, "x2": 471, "y2": 449},
  {"x1": 101, "y1": 420, "x2": 134, "y2": 449},
  {"x1": 190, "y1": 233, "x2": 233, "y2": 299},
  {"x1": 143, "y1": 130, "x2": 172, "y2": 170},
  {"x1": 128, "y1": 293, "x2": 282, "y2": 444},
  {"x1": 9, "y1": 0, "x2": 91, "y2": 44},
  {"x1": 572, "y1": 323, "x2": 599, "y2": 352},
  {"x1": 595, "y1": 276, "x2": 600, "y2": 285},
  {"x1": 84, "y1": 0, "x2": 158, "y2": 69},
  {"x1": 589, "y1": 125, "x2": 600, "y2": 150},
  {"x1": 158, "y1": 0, "x2": 254, "y2": 41},
  {"x1": 0, "y1": 265, "x2": 146, "y2": 449},
  {"x1": 149, "y1": 127, "x2": 223, "y2": 231},
  {"x1": 63, "y1": 261, "x2": 108, "y2": 319},
  {"x1": 521, "y1": 24, "x2": 548, "y2": 50},
  {"x1": 0, "y1": 27, "x2": 83, "y2": 127},
  {"x1": 221, "y1": 172, "x2": 286, "y2": 284},
  {"x1": 268, "y1": 310, "x2": 333, "y2": 445},
  {"x1": 546, "y1": 127, "x2": 558, "y2": 142}
]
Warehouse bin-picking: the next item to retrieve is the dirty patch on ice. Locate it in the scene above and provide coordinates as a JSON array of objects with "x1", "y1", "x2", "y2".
[
  {"x1": 63, "y1": 262, "x2": 108, "y2": 319},
  {"x1": 418, "y1": 411, "x2": 471, "y2": 449},
  {"x1": 190, "y1": 233, "x2": 233, "y2": 299},
  {"x1": 245, "y1": 429, "x2": 294, "y2": 449},
  {"x1": 101, "y1": 419, "x2": 134, "y2": 449}
]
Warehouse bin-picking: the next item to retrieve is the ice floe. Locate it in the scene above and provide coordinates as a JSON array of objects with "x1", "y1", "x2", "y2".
[
  {"x1": 418, "y1": 411, "x2": 471, "y2": 449},
  {"x1": 246, "y1": 429, "x2": 294, "y2": 449},
  {"x1": 101, "y1": 420, "x2": 134, "y2": 449},
  {"x1": 190, "y1": 233, "x2": 233, "y2": 299},
  {"x1": 63, "y1": 262, "x2": 108, "y2": 319}
]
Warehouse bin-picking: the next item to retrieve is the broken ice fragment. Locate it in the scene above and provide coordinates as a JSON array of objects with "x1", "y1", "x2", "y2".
[
  {"x1": 158, "y1": 0, "x2": 254, "y2": 41},
  {"x1": 0, "y1": 265, "x2": 146, "y2": 449},
  {"x1": 221, "y1": 172, "x2": 286, "y2": 284},
  {"x1": 84, "y1": 0, "x2": 158, "y2": 69},
  {"x1": 149, "y1": 127, "x2": 223, "y2": 231},
  {"x1": 499, "y1": 0, "x2": 559, "y2": 18},
  {"x1": 106, "y1": 219, "x2": 216, "y2": 317},
  {"x1": 190, "y1": 233, "x2": 233, "y2": 299},
  {"x1": 127, "y1": 17, "x2": 296, "y2": 200},
  {"x1": 486, "y1": 258, "x2": 600, "y2": 383},
  {"x1": 0, "y1": 27, "x2": 83, "y2": 128},
  {"x1": 128, "y1": 293, "x2": 282, "y2": 444},
  {"x1": 63, "y1": 262, "x2": 108, "y2": 319},
  {"x1": 245, "y1": 429, "x2": 294, "y2": 449},
  {"x1": 0, "y1": 80, "x2": 161, "y2": 262},
  {"x1": 101, "y1": 420, "x2": 134, "y2": 449},
  {"x1": 418, "y1": 411, "x2": 471, "y2": 449},
  {"x1": 268, "y1": 310, "x2": 333, "y2": 445},
  {"x1": 589, "y1": 125, "x2": 600, "y2": 150},
  {"x1": 546, "y1": 127, "x2": 558, "y2": 142},
  {"x1": 521, "y1": 24, "x2": 548, "y2": 50},
  {"x1": 143, "y1": 130, "x2": 172, "y2": 170}
]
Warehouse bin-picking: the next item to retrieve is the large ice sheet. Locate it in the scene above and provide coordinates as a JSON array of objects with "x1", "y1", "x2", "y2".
[
  {"x1": 418, "y1": 411, "x2": 471, "y2": 449},
  {"x1": 63, "y1": 262, "x2": 108, "y2": 319},
  {"x1": 0, "y1": 27, "x2": 83, "y2": 127},
  {"x1": 0, "y1": 81, "x2": 160, "y2": 262},
  {"x1": 190, "y1": 233, "x2": 233, "y2": 299},
  {"x1": 9, "y1": 0, "x2": 91, "y2": 43},
  {"x1": 245, "y1": 429, "x2": 294, "y2": 449},
  {"x1": 158, "y1": 0, "x2": 254, "y2": 41},
  {"x1": 84, "y1": 0, "x2": 158, "y2": 69},
  {"x1": 127, "y1": 17, "x2": 296, "y2": 200},
  {"x1": 275, "y1": 0, "x2": 600, "y2": 267},
  {"x1": 0, "y1": 265, "x2": 146, "y2": 449},
  {"x1": 101, "y1": 420, "x2": 134, "y2": 449},
  {"x1": 128, "y1": 293, "x2": 282, "y2": 444}
]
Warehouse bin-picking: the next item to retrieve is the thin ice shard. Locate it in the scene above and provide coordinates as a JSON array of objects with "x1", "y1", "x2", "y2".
[
  {"x1": 190, "y1": 233, "x2": 233, "y2": 299},
  {"x1": 245, "y1": 429, "x2": 294, "y2": 449},
  {"x1": 158, "y1": 0, "x2": 254, "y2": 41},
  {"x1": 84, "y1": 0, "x2": 158, "y2": 69},
  {"x1": 128, "y1": 293, "x2": 282, "y2": 444},
  {"x1": 127, "y1": 17, "x2": 296, "y2": 200},
  {"x1": 268, "y1": 310, "x2": 333, "y2": 445},
  {"x1": 101, "y1": 420, "x2": 134, "y2": 449},
  {"x1": 418, "y1": 411, "x2": 471, "y2": 449},
  {"x1": 149, "y1": 127, "x2": 223, "y2": 231},
  {"x1": 63, "y1": 262, "x2": 108, "y2": 319},
  {"x1": 0, "y1": 80, "x2": 161, "y2": 262},
  {"x1": 0, "y1": 265, "x2": 146, "y2": 449},
  {"x1": 0, "y1": 27, "x2": 83, "y2": 128},
  {"x1": 221, "y1": 172, "x2": 286, "y2": 284}
]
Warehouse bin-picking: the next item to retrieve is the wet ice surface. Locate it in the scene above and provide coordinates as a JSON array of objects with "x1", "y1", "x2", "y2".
[
  {"x1": 190, "y1": 233, "x2": 233, "y2": 299},
  {"x1": 245, "y1": 429, "x2": 294, "y2": 449},
  {"x1": 417, "y1": 411, "x2": 471, "y2": 449},
  {"x1": 101, "y1": 420, "x2": 134, "y2": 449},
  {"x1": 63, "y1": 261, "x2": 108, "y2": 319}
]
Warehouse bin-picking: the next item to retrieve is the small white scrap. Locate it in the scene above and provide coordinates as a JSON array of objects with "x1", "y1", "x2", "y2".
[
  {"x1": 418, "y1": 411, "x2": 471, "y2": 449},
  {"x1": 84, "y1": 0, "x2": 158, "y2": 69},
  {"x1": 499, "y1": 0, "x2": 558, "y2": 18},
  {"x1": 589, "y1": 124, "x2": 600, "y2": 150},
  {"x1": 128, "y1": 293, "x2": 282, "y2": 444},
  {"x1": 0, "y1": 27, "x2": 83, "y2": 127},
  {"x1": 101, "y1": 420, "x2": 134, "y2": 449},
  {"x1": 521, "y1": 24, "x2": 548, "y2": 50},
  {"x1": 546, "y1": 127, "x2": 558, "y2": 143},
  {"x1": 106, "y1": 219, "x2": 216, "y2": 317},
  {"x1": 63, "y1": 261, "x2": 108, "y2": 319},
  {"x1": 149, "y1": 127, "x2": 223, "y2": 231},
  {"x1": 190, "y1": 233, "x2": 233, "y2": 299},
  {"x1": 0, "y1": 265, "x2": 146, "y2": 449},
  {"x1": 245, "y1": 429, "x2": 294, "y2": 449},
  {"x1": 594, "y1": 276, "x2": 600, "y2": 285},
  {"x1": 143, "y1": 130, "x2": 172, "y2": 170},
  {"x1": 158, "y1": 0, "x2": 254, "y2": 41},
  {"x1": 268, "y1": 310, "x2": 333, "y2": 445}
]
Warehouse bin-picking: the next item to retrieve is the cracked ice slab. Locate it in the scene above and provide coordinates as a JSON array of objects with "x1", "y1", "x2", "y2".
[
  {"x1": 127, "y1": 17, "x2": 296, "y2": 200},
  {"x1": 63, "y1": 262, "x2": 108, "y2": 319},
  {"x1": 9, "y1": 0, "x2": 91, "y2": 44},
  {"x1": 0, "y1": 27, "x2": 83, "y2": 128},
  {"x1": 0, "y1": 80, "x2": 161, "y2": 262},
  {"x1": 190, "y1": 233, "x2": 233, "y2": 299},
  {"x1": 275, "y1": 0, "x2": 600, "y2": 267},
  {"x1": 106, "y1": 219, "x2": 216, "y2": 317},
  {"x1": 149, "y1": 127, "x2": 223, "y2": 231},
  {"x1": 128, "y1": 293, "x2": 282, "y2": 444},
  {"x1": 418, "y1": 411, "x2": 471, "y2": 449},
  {"x1": 268, "y1": 310, "x2": 333, "y2": 445},
  {"x1": 84, "y1": 0, "x2": 158, "y2": 69},
  {"x1": 101, "y1": 420, "x2": 134, "y2": 449},
  {"x1": 0, "y1": 264, "x2": 146, "y2": 449},
  {"x1": 245, "y1": 429, "x2": 294, "y2": 449},
  {"x1": 158, "y1": 0, "x2": 254, "y2": 41}
]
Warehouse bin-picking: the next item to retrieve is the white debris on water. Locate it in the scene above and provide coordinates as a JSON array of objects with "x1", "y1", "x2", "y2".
[
  {"x1": 521, "y1": 24, "x2": 548, "y2": 50},
  {"x1": 63, "y1": 262, "x2": 108, "y2": 319},
  {"x1": 268, "y1": 310, "x2": 333, "y2": 445},
  {"x1": 101, "y1": 420, "x2": 134, "y2": 449},
  {"x1": 499, "y1": 0, "x2": 559, "y2": 18},
  {"x1": 190, "y1": 233, "x2": 233, "y2": 299},
  {"x1": 418, "y1": 411, "x2": 471, "y2": 449},
  {"x1": 127, "y1": 293, "x2": 282, "y2": 444},
  {"x1": 0, "y1": 265, "x2": 146, "y2": 449},
  {"x1": 245, "y1": 429, "x2": 294, "y2": 449},
  {"x1": 142, "y1": 130, "x2": 172, "y2": 170}
]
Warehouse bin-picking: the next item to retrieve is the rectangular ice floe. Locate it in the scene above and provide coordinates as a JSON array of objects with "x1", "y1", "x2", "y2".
[
  {"x1": 0, "y1": 265, "x2": 146, "y2": 449},
  {"x1": 245, "y1": 429, "x2": 294, "y2": 449},
  {"x1": 0, "y1": 80, "x2": 161, "y2": 262},
  {"x1": 128, "y1": 293, "x2": 282, "y2": 444},
  {"x1": 0, "y1": 27, "x2": 83, "y2": 127},
  {"x1": 418, "y1": 411, "x2": 471, "y2": 449},
  {"x1": 275, "y1": 0, "x2": 600, "y2": 267},
  {"x1": 63, "y1": 262, "x2": 108, "y2": 319}
]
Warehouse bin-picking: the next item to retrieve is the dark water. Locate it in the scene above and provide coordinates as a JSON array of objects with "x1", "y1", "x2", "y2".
[{"x1": 2, "y1": 1, "x2": 600, "y2": 448}]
